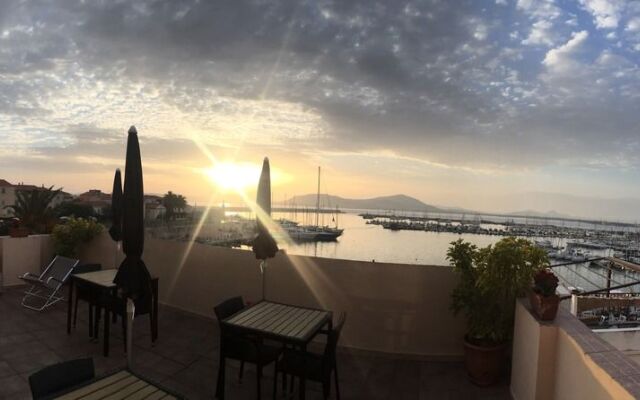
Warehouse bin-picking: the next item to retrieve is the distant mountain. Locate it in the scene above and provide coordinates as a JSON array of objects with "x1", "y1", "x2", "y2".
[
  {"x1": 506, "y1": 209, "x2": 574, "y2": 219},
  {"x1": 285, "y1": 194, "x2": 444, "y2": 212}
]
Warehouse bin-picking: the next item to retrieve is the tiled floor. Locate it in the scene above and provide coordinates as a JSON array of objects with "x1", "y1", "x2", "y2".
[{"x1": 0, "y1": 287, "x2": 511, "y2": 399}]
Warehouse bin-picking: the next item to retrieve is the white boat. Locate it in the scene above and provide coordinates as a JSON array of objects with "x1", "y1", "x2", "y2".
[{"x1": 281, "y1": 167, "x2": 344, "y2": 242}]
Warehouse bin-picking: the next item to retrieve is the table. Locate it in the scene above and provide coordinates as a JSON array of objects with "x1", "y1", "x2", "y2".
[
  {"x1": 67, "y1": 269, "x2": 159, "y2": 356},
  {"x1": 50, "y1": 369, "x2": 182, "y2": 399},
  {"x1": 222, "y1": 301, "x2": 332, "y2": 400}
]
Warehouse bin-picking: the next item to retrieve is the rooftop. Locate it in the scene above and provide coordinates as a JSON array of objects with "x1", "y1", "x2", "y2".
[{"x1": 0, "y1": 287, "x2": 511, "y2": 400}]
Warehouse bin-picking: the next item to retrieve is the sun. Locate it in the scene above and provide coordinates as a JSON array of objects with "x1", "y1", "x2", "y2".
[{"x1": 204, "y1": 162, "x2": 260, "y2": 191}]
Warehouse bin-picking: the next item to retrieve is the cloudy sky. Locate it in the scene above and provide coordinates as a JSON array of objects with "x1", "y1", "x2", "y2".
[{"x1": 1, "y1": 0, "x2": 639, "y2": 219}]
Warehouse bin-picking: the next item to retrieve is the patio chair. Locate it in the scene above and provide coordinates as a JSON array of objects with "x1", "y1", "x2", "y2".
[
  {"x1": 273, "y1": 312, "x2": 346, "y2": 400},
  {"x1": 71, "y1": 263, "x2": 102, "y2": 337},
  {"x1": 19, "y1": 255, "x2": 79, "y2": 311},
  {"x1": 214, "y1": 296, "x2": 281, "y2": 400},
  {"x1": 28, "y1": 358, "x2": 95, "y2": 399}
]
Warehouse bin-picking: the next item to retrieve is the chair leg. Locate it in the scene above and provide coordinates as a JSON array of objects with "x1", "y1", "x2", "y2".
[
  {"x1": 122, "y1": 313, "x2": 127, "y2": 352},
  {"x1": 289, "y1": 376, "x2": 295, "y2": 394},
  {"x1": 282, "y1": 371, "x2": 287, "y2": 394},
  {"x1": 256, "y1": 365, "x2": 262, "y2": 400},
  {"x1": 73, "y1": 296, "x2": 79, "y2": 328},
  {"x1": 322, "y1": 381, "x2": 329, "y2": 400},
  {"x1": 334, "y1": 365, "x2": 341, "y2": 400},
  {"x1": 216, "y1": 354, "x2": 226, "y2": 400},
  {"x1": 94, "y1": 306, "x2": 101, "y2": 340},
  {"x1": 272, "y1": 363, "x2": 278, "y2": 400},
  {"x1": 88, "y1": 303, "x2": 94, "y2": 338}
]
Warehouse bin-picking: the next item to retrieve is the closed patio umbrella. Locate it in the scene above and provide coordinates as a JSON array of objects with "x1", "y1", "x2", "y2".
[
  {"x1": 113, "y1": 126, "x2": 151, "y2": 367},
  {"x1": 109, "y1": 169, "x2": 123, "y2": 275},
  {"x1": 108, "y1": 169, "x2": 123, "y2": 242},
  {"x1": 252, "y1": 157, "x2": 278, "y2": 300}
]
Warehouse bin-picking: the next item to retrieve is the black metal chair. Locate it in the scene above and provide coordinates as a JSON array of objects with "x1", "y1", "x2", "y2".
[
  {"x1": 214, "y1": 297, "x2": 281, "y2": 400},
  {"x1": 99, "y1": 288, "x2": 155, "y2": 351},
  {"x1": 273, "y1": 312, "x2": 346, "y2": 400},
  {"x1": 28, "y1": 358, "x2": 95, "y2": 400},
  {"x1": 71, "y1": 263, "x2": 102, "y2": 337}
]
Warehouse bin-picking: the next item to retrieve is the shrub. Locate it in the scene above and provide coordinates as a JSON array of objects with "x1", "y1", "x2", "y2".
[
  {"x1": 448, "y1": 237, "x2": 549, "y2": 344},
  {"x1": 51, "y1": 217, "x2": 103, "y2": 258}
]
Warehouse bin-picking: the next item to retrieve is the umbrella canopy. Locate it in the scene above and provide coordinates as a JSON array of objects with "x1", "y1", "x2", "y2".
[
  {"x1": 252, "y1": 157, "x2": 278, "y2": 260},
  {"x1": 108, "y1": 169, "x2": 123, "y2": 242},
  {"x1": 113, "y1": 126, "x2": 151, "y2": 300}
]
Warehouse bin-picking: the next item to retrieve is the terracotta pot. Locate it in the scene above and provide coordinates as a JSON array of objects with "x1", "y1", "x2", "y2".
[
  {"x1": 463, "y1": 338, "x2": 507, "y2": 386},
  {"x1": 529, "y1": 290, "x2": 560, "y2": 321},
  {"x1": 8, "y1": 227, "x2": 29, "y2": 238}
]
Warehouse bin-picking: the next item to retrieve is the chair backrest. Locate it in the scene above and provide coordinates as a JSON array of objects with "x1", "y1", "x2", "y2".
[
  {"x1": 43, "y1": 256, "x2": 80, "y2": 288},
  {"x1": 214, "y1": 296, "x2": 245, "y2": 326},
  {"x1": 72, "y1": 263, "x2": 101, "y2": 275},
  {"x1": 29, "y1": 358, "x2": 95, "y2": 399},
  {"x1": 323, "y1": 312, "x2": 347, "y2": 368}
]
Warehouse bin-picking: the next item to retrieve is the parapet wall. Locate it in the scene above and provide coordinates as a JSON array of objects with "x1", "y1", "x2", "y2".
[{"x1": 511, "y1": 298, "x2": 639, "y2": 400}]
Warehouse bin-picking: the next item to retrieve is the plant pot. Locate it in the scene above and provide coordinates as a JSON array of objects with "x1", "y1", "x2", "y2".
[
  {"x1": 463, "y1": 337, "x2": 507, "y2": 386},
  {"x1": 8, "y1": 227, "x2": 29, "y2": 238},
  {"x1": 529, "y1": 291, "x2": 560, "y2": 321}
]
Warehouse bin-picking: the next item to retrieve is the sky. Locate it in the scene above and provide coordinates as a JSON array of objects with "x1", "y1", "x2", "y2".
[{"x1": 1, "y1": 0, "x2": 639, "y2": 220}]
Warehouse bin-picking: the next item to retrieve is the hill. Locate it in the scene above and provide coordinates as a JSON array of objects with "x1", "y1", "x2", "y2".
[
  {"x1": 285, "y1": 194, "x2": 443, "y2": 212},
  {"x1": 506, "y1": 209, "x2": 574, "y2": 219}
]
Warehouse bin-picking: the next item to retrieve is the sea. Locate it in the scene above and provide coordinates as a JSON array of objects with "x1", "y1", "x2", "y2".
[{"x1": 232, "y1": 210, "x2": 640, "y2": 294}]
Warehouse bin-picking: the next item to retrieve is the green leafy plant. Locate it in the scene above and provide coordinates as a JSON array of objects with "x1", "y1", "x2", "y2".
[
  {"x1": 8, "y1": 186, "x2": 61, "y2": 233},
  {"x1": 533, "y1": 269, "x2": 559, "y2": 297},
  {"x1": 51, "y1": 217, "x2": 104, "y2": 258},
  {"x1": 448, "y1": 237, "x2": 549, "y2": 345}
]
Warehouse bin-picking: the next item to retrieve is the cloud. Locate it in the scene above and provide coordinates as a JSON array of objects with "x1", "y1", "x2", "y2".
[
  {"x1": 578, "y1": 0, "x2": 622, "y2": 29},
  {"x1": 542, "y1": 30, "x2": 589, "y2": 72},
  {"x1": 522, "y1": 20, "x2": 555, "y2": 46},
  {"x1": 0, "y1": 0, "x2": 639, "y2": 189}
]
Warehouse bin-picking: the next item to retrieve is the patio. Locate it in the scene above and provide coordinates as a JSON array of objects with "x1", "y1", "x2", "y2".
[{"x1": 0, "y1": 287, "x2": 511, "y2": 399}]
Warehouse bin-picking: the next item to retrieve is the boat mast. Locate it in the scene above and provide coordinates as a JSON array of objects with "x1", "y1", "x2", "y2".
[{"x1": 315, "y1": 166, "x2": 321, "y2": 227}]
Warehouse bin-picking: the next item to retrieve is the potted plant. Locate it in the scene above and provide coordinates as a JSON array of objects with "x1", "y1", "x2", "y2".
[
  {"x1": 51, "y1": 217, "x2": 103, "y2": 257},
  {"x1": 8, "y1": 218, "x2": 29, "y2": 238},
  {"x1": 529, "y1": 269, "x2": 560, "y2": 320},
  {"x1": 448, "y1": 237, "x2": 548, "y2": 386}
]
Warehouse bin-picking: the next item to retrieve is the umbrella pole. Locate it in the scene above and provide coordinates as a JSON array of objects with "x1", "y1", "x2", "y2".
[{"x1": 126, "y1": 298, "x2": 134, "y2": 367}]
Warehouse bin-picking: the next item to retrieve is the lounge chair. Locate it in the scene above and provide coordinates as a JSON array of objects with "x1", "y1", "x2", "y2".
[
  {"x1": 19, "y1": 255, "x2": 79, "y2": 311},
  {"x1": 29, "y1": 358, "x2": 95, "y2": 399}
]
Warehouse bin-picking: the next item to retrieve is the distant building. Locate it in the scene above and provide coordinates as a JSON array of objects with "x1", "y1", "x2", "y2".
[
  {"x1": 0, "y1": 179, "x2": 72, "y2": 217},
  {"x1": 144, "y1": 195, "x2": 165, "y2": 220},
  {"x1": 76, "y1": 189, "x2": 111, "y2": 215}
]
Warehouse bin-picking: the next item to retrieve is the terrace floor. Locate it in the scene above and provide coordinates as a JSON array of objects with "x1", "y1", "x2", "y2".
[{"x1": 0, "y1": 287, "x2": 511, "y2": 399}]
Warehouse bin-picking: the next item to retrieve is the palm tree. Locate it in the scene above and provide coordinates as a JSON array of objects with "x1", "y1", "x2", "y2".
[
  {"x1": 162, "y1": 191, "x2": 187, "y2": 220},
  {"x1": 8, "y1": 186, "x2": 61, "y2": 233}
]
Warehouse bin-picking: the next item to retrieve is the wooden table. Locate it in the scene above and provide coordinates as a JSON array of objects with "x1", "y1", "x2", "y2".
[
  {"x1": 50, "y1": 369, "x2": 182, "y2": 399},
  {"x1": 222, "y1": 301, "x2": 332, "y2": 400},
  {"x1": 67, "y1": 270, "x2": 159, "y2": 356}
]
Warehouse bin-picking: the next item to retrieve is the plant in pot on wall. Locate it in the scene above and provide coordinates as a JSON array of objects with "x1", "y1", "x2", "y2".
[
  {"x1": 8, "y1": 218, "x2": 29, "y2": 238},
  {"x1": 448, "y1": 237, "x2": 548, "y2": 386},
  {"x1": 529, "y1": 269, "x2": 560, "y2": 321},
  {"x1": 51, "y1": 217, "x2": 103, "y2": 258}
]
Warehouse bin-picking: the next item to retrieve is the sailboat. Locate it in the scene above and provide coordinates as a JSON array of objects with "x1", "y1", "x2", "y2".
[{"x1": 281, "y1": 167, "x2": 344, "y2": 242}]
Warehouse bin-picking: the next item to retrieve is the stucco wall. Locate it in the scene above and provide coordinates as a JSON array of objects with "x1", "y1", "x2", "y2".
[
  {"x1": 511, "y1": 299, "x2": 637, "y2": 400},
  {"x1": 139, "y1": 237, "x2": 467, "y2": 358},
  {"x1": 4, "y1": 232, "x2": 467, "y2": 357},
  {"x1": 0, "y1": 235, "x2": 55, "y2": 286}
]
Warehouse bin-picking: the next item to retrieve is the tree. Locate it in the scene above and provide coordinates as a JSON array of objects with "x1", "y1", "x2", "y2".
[
  {"x1": 8, "y1": 186, "x2": 61, "y2": 233},
  {"x1": 162, "y1": 191, "x2": 187, "y2": 220},
  {"x1": 54, "y1": 202, "x2": 96, "y2": 219}
]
